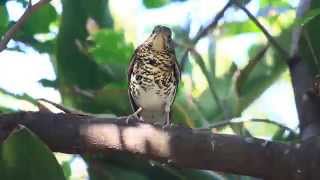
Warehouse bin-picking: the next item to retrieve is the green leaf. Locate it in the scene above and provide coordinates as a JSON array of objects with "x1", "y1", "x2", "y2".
[
  {"x1": 39, "y1": 78, "x2": 58, "y2": 88},
  {"x1": 222, "y1": 20, "x2": 260, "y2": 36},
  {"x1": 0, "y1": 0, "x2": 7, "y2": 6},
  {"x1": 61, "y1": 161, "x2": 72, "y2": 179},
  {"x1": 89, "y1": 29, "x2": 134, "y2": 65},
  {"x1": 143, "y1": 0, "x2": 169, "y2": 8},
  {"x1": 0, "y1": 127, "x2": 66, "y2": 180},
  {"x1": 236, "y1": 44, "x2": 269, "y2": 95},
  {"x1": 259, "y1": 0, "x2": 291, "y2": 9},
  {"x1": 297, "y1": 1, "x2": 320, "y2": 75},
  {"x1": 295, "y1": 8, "x2": 320, "y2": 27},
  {"x1": 0, "y1": 105, "x2": 14, "y2": 113},
  {"x1": 0, "y1": 5, "x2": 8, "y2": 35},
  {"x1": 22, "y1": 4, "x2": 57, "y2": 35}
]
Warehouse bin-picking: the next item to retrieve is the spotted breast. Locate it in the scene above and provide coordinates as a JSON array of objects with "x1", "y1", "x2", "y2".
[{"x1": 128, "y1": 25, "x2": 180, "y2": 125}]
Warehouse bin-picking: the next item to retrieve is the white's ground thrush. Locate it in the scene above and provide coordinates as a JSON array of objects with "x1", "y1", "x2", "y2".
[{"x1": 127, "y1": 25, "x2": 180, "y2": 126}]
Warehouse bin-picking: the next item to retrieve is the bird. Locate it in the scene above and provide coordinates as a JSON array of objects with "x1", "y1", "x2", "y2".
[{"x1": 127, "y1": 25, "x2": 180, "y2": 126}]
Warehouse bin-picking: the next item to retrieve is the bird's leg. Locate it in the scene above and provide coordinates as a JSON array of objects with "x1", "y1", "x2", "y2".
[
  {"x1": 126, "y1": 107, "x2": 143, "y2": 124},
  {"x1": 162, "y1": 107, "x2": 171, "y2": 128}
]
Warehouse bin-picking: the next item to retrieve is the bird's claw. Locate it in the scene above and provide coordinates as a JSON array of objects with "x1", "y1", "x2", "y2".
[
  {"x1": 152, "y1": 121, "x2": 172, "y2": 129},
  {"x1": 126, "y1": 114, "x2": 143, "y2": 124}
]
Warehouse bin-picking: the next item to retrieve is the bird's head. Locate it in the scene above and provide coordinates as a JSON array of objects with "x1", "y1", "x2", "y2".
[{"x1": 146, "y1": 25, "x2": 174, "y2": 52}]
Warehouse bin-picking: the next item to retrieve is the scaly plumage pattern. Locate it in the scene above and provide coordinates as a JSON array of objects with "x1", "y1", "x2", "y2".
[{"x1": 128, "y1": 25, "x2": 180, "y2": 125}]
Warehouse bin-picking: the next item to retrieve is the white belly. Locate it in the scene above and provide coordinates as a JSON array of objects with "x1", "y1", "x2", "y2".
[{"x1": 136, "y1": 87, "x2": 165, "y2": 110}]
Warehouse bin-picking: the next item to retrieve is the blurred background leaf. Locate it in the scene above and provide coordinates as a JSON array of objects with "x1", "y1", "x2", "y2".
[{"x1": 0, "y1": 127, "x2": 65, "y2": 180}]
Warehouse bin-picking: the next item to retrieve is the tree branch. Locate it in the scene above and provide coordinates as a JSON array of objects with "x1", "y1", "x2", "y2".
[
  {"x1": 0, "y1": 0, "x2": 52, "y2": 52},
  {"x1": 1, "y1": 111, "x2": 319, "y2": 179},
  {"x1": 288, "y1": 0, "x2": 320, "y2": 140},
  {"x1": 234, "y1": 2, "x2": 290, "y2": 61},
  {"x1": 180, "y1": 1, "x2": 232, "y2": 71},
  {"x1": 209, "y1": 118, "x2": 298, "y2": 136}
]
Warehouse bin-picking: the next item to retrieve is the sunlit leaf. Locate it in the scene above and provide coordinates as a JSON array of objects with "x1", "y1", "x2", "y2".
[
  {"x1": 61, "y1": 161, "x2": 71, "y2": 179},
  {"x1": 22, "y1": 4, "x2": 57, "y2": 35},
  {"x1": 222, "y1": 20, "x2": 260, "y2": 36},
  {"x1": 259, "y1": 0, "x2": 291, "y2": 9},
  {"x1": 143, "y1": 0, "x2": 169, "y2": 8}
]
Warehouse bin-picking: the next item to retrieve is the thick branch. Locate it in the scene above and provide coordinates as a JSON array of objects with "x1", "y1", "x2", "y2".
[
  {"x1": 1, "y1": 111, "x2": 319, "y2": 179},
  {"x1": 289, "y1": 0, "x2": 320, "y2": 140}
]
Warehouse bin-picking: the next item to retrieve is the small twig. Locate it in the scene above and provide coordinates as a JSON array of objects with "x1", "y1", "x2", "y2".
[
  {"x1": 37, "y1": 98, "x2": 73, "y2": 114},
  {"x1": 0, "y1": 0, "x2": 52, "y2": 52},
  {"x1": 235, "y1": 44, "x2": 270, "y2": 95},
  {"x1": 234, "y1": 2, "x2": 290, "y2": 61},
  {"x1": 189, "y1": 48, "x2": 227, "y2": 119},
  {"x1": 210, "y1": 118, "x2": 298, "y2": 136},
  {"x1": 192, "y1": 1, "x2": 232, "y2": 44},
  {"x1": 180, "y1": 1, "x2": 232, "y2": 71}
]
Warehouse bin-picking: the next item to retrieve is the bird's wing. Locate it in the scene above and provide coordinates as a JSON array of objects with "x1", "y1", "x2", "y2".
[
  {"x1": 170, "y1": 54, "x2": 181, "y2": 108},
  {"x1": 127, "y1": 48, "x2": 139, "y2": 113},
  {"x1": 173, "y1": 54, "x2": 181, "y2": 90}
]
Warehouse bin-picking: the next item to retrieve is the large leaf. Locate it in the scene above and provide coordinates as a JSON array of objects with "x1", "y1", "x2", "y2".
[
  {"x1": 0, "y1": 127, "x2": 65, "y2": 180},
  {"x1": 22, "y1": 4, "x2": 57, "y2": 35},
  {"x1": 222, "y1": 21, "x2": 260, "y2": 36},
  {"x1": 0, "y1": 5, "x2": 8, "y2": 35},
  {"x1": 298, "y1": 1, "x2": 320, "y2": 75},
  {"x1": 57, "y1": 0, "x2": 114, "y2": 93}
]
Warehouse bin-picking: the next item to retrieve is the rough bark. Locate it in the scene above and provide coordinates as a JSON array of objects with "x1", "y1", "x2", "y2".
[
  {"x1": 289, "y1": 0, "x2": 320, "y2": 140},
  {"x1": 1, "y1": 111, "x2": 320, "y2": 180}
]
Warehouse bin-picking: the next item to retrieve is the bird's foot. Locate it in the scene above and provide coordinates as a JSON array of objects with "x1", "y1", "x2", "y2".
[
  {"x1": 161, "y1": 112, "x2": 172, "y2": 129},
  {"x1": 153, "y1": 120, "x2": 172, "y2": 129},
  {"x1": 126, "y1": 114, "x2": 144, "y2": 124},
  {"x1": 162, "y1": 121, "x2": 173, "y2": 129},
  {"x1": 126, "y1": 107, "x2": 143, "y2": 124}
]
